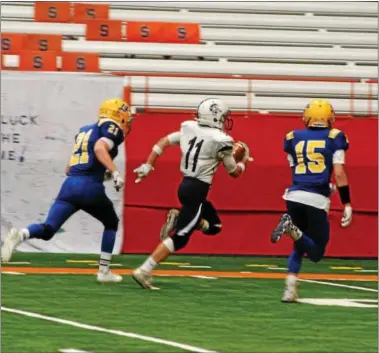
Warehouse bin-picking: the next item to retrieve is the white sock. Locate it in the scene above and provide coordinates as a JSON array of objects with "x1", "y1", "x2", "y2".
[
  {"x1": 140, "y1": 256, "x2": 157, "y2": 274},
  {"x1": 99, "y1": 252, "x2": 112, "y2": 273},
  {"x1": 163, "y1": 237, "x2": 175, "y2": 252},
  {"x1": 286, "y1": 273, "x2": 298, "y2": 287},
  {"x1": 20, "y1": 228, "x2": 30, "y2": 241}
]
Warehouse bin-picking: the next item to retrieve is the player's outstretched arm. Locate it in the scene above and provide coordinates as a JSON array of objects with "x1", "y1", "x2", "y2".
[
  {"x1": 333, "y1": 163, "x2": 352, "y2": 227},
  {"x1": 94, "y1": 139, "x2": 124, "y2": 191},
  {"x1": 134, "y1": 131, "x2": 180, "y2": 183}
]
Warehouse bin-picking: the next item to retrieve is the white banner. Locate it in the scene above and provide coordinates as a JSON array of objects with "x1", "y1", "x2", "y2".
[{"x1": 1, "y1": 71, "x2": 125, "y2": 254}]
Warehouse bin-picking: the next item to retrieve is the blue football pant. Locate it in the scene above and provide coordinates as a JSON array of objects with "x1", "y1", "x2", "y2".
[
  {"x1": 27, "y1": 177, "x2": 119, "y2": 253},
  {"x1": 286, "y1": 200, "x2": 330, "y2": 274}
]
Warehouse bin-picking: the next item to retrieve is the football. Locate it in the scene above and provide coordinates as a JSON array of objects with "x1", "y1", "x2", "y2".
[{"x1": 232, "y1": 142, "x2": 246, "y2": 162}]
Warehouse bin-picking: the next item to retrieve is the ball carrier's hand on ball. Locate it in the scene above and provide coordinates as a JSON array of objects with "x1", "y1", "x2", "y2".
[
  {"x1": 224, "y1": 140, "x2": 253, "y2": 179},
  {"x1": 233, "y1": 141, "x2": 254, "y2": 163}
]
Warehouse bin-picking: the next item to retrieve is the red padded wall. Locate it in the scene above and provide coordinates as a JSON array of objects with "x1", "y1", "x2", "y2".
[{"x1": 122, "y1": 113, "x2": 378, "y2": 257}]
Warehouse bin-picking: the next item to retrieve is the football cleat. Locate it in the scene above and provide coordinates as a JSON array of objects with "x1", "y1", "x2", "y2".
[
  {"x1": 131, "y1": 268, "x2": 160, "y2": 290},
  {"x1": 160, "y1": 209, "x2": 179, "y2": 240},
  {"x1": 271, "y1": 214, "x2": 302, "y2": 243},
  {"x1": 97, "y1": 270, "x2": 123, "y2": 283},
  {"x1": 271, "y1": 214, "x2": 292, "y2": 243},
  {"x1": 1, "y1": 228, "x2": 23, "y2": 262},
  {"x1": 281, "y1": 284, "x2": 298, "y2": 303}
]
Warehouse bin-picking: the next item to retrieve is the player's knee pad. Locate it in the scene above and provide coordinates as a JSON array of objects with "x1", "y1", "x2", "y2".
[
  {"x1": 203, "y1": 224, "x2": 222, "y2": 236},
  {"x1": 40, "y1": 224, "x2": 56, "y2": 241},
  {"x1": 171, "y1": 233, "x2": 190, "y2": 251}
]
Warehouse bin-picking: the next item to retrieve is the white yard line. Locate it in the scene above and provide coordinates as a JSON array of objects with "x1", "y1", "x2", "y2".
[
  {"x1": 2, "y1": 271, "x2": 26, "y2": 275},
  {"x1": 59, "y1": 349, "x2": 93, "y2": 353},
  {"x1": 2, "y1": 307, "x2": 218, "y2": 353},
  {"x1": 299, "y1": 279, "x2": 378, "y2": 292},
  {"x1": 267, "y1": 267, "x2": 287, "y2": 270}
]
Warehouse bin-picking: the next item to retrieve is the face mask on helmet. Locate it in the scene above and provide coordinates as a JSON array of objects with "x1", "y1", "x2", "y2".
[
  {"x1": 118, "y1": 103, "x2": 133, "y2": 136},
  {"x1": 221, "y1": 109, "x2": 233, "y2": 130}
]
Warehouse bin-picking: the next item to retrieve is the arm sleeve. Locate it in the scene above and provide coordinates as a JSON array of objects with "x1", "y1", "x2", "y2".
[
  {"x1": 100, "y1": 137, "x2": 115, "y2": 150},
  {"x1": 167, "y1": 131, "x2": 181, "y2": 145},
  {"x1": 333, "y1": 149, "x2": 346, "y2": 164},
  {"x1": 100, "y1": 122, "x2": 124, "y2": 148},
  {"x1": 223, "y1": 153, "x2": 238, "y2": 173}
]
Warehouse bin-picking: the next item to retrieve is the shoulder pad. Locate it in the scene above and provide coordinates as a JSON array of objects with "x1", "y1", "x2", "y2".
[
  {"x1": 286, "y1": 131, "x2": 295, "y2": 140},
  {"x1": 98, "y1": 118, "x2": 121, "y2": 129},
  {"x1": 181, "y1": 120, "x2": 195, "y2": 127},
  {"x1": 215, "y1": 131, "x2": 234, "y2": 143},
  {"x1": 328, "y1": 128, "x2": 341, "y2": 139}
]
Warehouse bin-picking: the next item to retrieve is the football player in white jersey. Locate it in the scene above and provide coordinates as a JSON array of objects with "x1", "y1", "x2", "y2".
[{"x1": 132, "y1": 98, "x2": 252, "y2": 290}]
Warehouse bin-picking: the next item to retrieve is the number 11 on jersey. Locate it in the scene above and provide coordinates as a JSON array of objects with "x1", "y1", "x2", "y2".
[{"x1": 185, "y1": 137, "x2": 204, "y2": 172}]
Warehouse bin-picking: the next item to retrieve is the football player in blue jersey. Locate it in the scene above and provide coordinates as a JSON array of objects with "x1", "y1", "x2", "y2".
[
  {"x1": 1, "y1": 98, "x2": 133, "y2": 283},
  {"x1": 271, "y1": 99, "x2": 352, "y2": 302}
]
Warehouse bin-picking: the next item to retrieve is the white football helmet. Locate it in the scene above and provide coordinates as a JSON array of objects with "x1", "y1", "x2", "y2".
[{"x1": 196, "y1": 98, "x2": 233, "y2": 130}]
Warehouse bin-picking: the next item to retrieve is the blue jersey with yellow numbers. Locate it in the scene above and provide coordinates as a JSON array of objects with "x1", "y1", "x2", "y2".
[
  {"x1": 284, "y1": 127, "x2": 349, "y2": 197},
  {"x1": 68, "y1": 119, "x2": 124, "y2": 182}
]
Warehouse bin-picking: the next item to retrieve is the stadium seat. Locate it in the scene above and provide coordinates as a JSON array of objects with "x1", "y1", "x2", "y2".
[
  {"x1": 2, "y1": 22, "x2": 377, "y2": 48},
  {"x1": 1, "y1": 1, "x2": 377, "y2": 115},
  {"x1": 3, "y1": 55, "x2": 377, "y2": 78},
  {"x1": 129, "y1": 77, "x2": 377, "y2": 99},
  {"x1": 111, "y1": 1, "x2": 377, "y2": 17},
  {"x1": 2, "y1": 4, "x2": 377, "y2": 31},
  {"x1": 60, "y1": 41, "x2": 377, "y2": 64},
  {"x1": 130, "y1": 92, "x2": 377, "y2": 114}
]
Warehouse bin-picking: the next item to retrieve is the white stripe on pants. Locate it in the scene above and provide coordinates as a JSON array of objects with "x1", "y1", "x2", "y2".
[{"x1": 177, "y1": 204, "x2": 203, "y2": 236}]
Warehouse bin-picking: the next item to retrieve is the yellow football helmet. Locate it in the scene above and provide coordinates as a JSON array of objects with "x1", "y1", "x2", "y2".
[
  {"x1": 98, "y1": 98, "x2": 133, "y2": 136},
  {"x1": 303, "y1": 99, "x2": 335, "y2": 128}
]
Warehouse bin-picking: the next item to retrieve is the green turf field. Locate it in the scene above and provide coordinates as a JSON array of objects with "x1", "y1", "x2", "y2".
[{"x1": 2, "y1": 253, "x2": 378, "y2": 353}]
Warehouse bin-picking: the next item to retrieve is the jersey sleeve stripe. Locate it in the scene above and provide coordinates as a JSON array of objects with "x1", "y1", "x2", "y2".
[
  {"x1": 98, "y1": 118, "x2": 122, "y2": 129},
  {"x1": 100, "y1": 137, "x2": 115, "y2": 150},
  {"x1": 286, "y1": 131, "x2": 295, "y2": 140},
  {"x1": 218, "y1": 145, "x2": 233, "y2": 153},
  {"x1": 328, "y1": 128, "x2": 341, "y2": 139}
]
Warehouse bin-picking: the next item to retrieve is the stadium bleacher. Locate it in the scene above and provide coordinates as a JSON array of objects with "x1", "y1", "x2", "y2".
[{"x1": 1, "y1": 1, "x2": 377, "y2": 115}]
